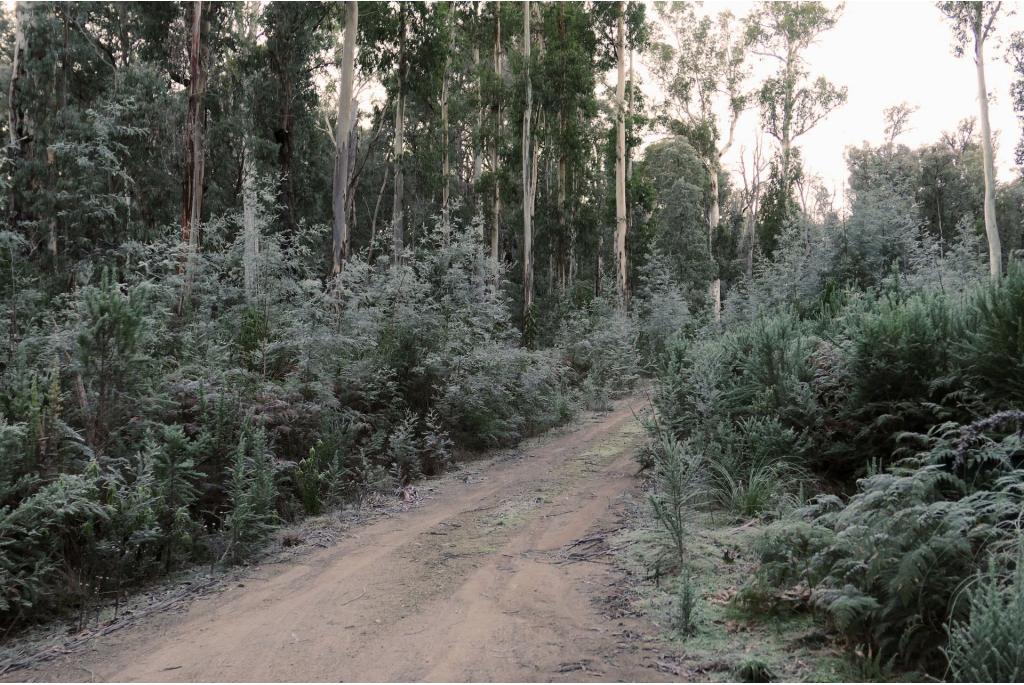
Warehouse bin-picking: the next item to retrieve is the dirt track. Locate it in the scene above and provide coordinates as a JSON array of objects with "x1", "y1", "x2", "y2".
[{"x1": 15, "y1": 395, "x2": 677, "y2": 682}]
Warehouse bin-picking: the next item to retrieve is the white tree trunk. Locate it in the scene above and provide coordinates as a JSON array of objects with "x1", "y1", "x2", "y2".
[
  {"x1": 332, "y1": 1, "x2": 358, "y2": 274},
  {"x1": 242, "y1": 140, "x2": 260, "y2": 301},
  {"x1": 708, "y1": 164, "x2": 721, "y2": 320},
  {"x1": 975, "y1": 30, "x2": 1002, "y2": 279},
  {"x1": 613, "y1": 3, "x2": 628, "y2": 305},
  {"x1": 8, "y1": 4, "x2": 26, "y2": 152},
  {"x1": 522, "y1": 0, "x2": 534, "y2": 322}
]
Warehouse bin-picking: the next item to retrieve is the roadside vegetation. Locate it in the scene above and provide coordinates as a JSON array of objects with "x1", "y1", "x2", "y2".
[{"x1": 5, "y1": 2, "x2": 1024, "y2": 681}]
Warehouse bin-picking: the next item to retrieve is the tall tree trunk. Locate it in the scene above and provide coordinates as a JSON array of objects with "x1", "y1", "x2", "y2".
[
  {"x1": 778, "y1": 47, "x2": 796, "y2": 209},
  {"x1": 181, "y1": 0, "x2": 208, "y2": 280},
  {"x1": 344, "y1": 102, "x2": 358, "y2": 231},
  {"x1": 490, "y1": 2, "x2": 502, "y2": 275},
  {"x1": 613, "y1": 2, "x2": 628, "y2": 305},
  {"x1": 368, "y1": 165, "x2": 389, "y2": 263},
  {"x1": 522, "y1": 0, "x2": 534, "y2": 326},
  {"x1": 557, "y1": 145, "x2": 567, "y2": 292},
  {"x1": 626, "y1": 47, "x2": 634, "y2": 181},
  {"x1": 7, "y1": 2, "x2": 28, "y2": 232},
  {"x1": 332, "y1": 1, "x2": 358, "y2": 275},
  {"x1": 975, "y1": 25, "x2": 1002, "y2": 279},
  {"x1": 392, "y1": 5, "x2": 408, "y2": 262},
  {"x1": 708, "y1": 163, "x2": 722, "y2": 320},
  {"x1": 745, "y1": 209, "x2": 755, "y2": 279},
  {"x1": 472, "y1": 2, "x2": 483, "y2": 229},
  {"x1": 242, "y1": 140, "x2": 260, "y2": 301},
  {"x1": 441, "y1": 8, "x2": 455, "y2": 228}
]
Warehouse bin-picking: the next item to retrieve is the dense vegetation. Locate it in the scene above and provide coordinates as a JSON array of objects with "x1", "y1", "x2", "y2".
[
  {"x1": 644, "y1": 6, "x2": 1024, "y2": 676},
  {"x1": 3, "y1": 1, "x2": 1024, "y2": 680}
]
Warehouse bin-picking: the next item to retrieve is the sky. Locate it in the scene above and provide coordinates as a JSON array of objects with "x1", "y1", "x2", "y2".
[{"x1": 640, "y1": 1, "x2": 1024, "y2": 201}]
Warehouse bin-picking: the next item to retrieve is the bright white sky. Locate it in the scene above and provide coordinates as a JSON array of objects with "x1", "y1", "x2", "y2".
[{"x1": 641, "y1": 0, "x2": 1024, "y2": 199}]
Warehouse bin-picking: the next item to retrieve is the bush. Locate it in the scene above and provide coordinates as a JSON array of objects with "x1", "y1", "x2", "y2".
[
  {"x1": 221, "y1": 425, "x2": 279, "y2": 564},
  {"x1": 961, "y1": 262, "x2": 1024, "y2": 404},
  {"x1": 746, "y1": 413, "x2": 1024, "y2": 671},
  {"x1": 648, "y1": 433, "x2": 701, "y2": 569},
  {"x1": 556, "y1": 294, "x2": 639, "y2": 410},
  {"x1": 945, "y1": 554, "x2": 1024, "y2": 682}
]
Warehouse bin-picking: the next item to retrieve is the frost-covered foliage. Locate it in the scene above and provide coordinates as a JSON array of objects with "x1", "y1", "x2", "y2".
[
  {"x1": 945, "y1": 552, "x2": 1024, "y2": 682},
  {"x1": 0, "y1": 214, "x2": 606, "y2": 629},
  {"x1": 724, "y1": 190, "x2": 986, "y2": 325},
  {"x1": 747, "y1": 413, "x2": 1024, "y2": 671},
  {"x1": 657, "y1": 256, "x2": 1024, "y2": 671}
]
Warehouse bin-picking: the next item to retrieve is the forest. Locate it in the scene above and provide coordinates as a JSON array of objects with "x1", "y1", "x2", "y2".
[{"x1": 2, "y1": 0, "x2": 1024, "y2": 681}]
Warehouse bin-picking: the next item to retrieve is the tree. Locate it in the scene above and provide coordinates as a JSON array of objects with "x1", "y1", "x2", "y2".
[
  {"x1": 522, "y1": 0, "x2": 536, "y2": 330},
  {"x1": 746, "y1": 1, "x2": 846, "y2": 250},
  {"x1": 883, "y1": 102, "x2": 918, "y2": 147},
  {"x1": 490, "y1": 1, "x2": 504, "y2": 274},
  {"x1": 739, "y1": 136, "x2": 769, "y2": 279},
  {"x1": 939, "y1": 1, "x2": 1004, "y2": 279},
  {"x1": 654, "y1": 3, "x2": 749, "y2": 318},
  {"x1": 181, "y1": 1, "x2": 209, "y2": 268},
  {"x1": 332, "y1": 1, "x2": 358, "y2": 275},
  {"x1": 614, "y1": 1, "x2": 628, "y2": 306},
  {"x1": 391, "y1": 3, "x2": 409, "y2": 261}
]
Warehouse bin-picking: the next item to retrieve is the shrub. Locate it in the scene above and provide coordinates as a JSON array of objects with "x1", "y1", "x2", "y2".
[
  {"x1": 945, "y1": 555, "x2": 1024, "y2": 682},
  {"x1": 746, "y1": 413, "x2": 1024, "y2": 671},
  {"x1": 648, "y1": 433, "x2": 701, "y2": 569},
  {"x1": 673, "y1": 570, "x2": 701, "y2": 637},
  {"x1": 960, "y1": 263, "x2": 1024, "y2": 405},
  {"x1": 221, "y1": 425, "x2": 279, "y2": 563}
]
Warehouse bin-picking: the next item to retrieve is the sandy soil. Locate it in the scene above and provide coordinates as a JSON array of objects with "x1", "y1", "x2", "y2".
[{"x1": 10, "y1": 395, "x2": 681, "y2": 683}]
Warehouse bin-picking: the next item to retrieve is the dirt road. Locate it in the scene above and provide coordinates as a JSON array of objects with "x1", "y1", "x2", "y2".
[{"x1": 14, "y1": 395, "x2": 677, "y2": 682}]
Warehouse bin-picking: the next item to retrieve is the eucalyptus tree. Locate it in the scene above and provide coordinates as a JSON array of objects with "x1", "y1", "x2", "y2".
[
  {"x1": 533, "y1": 2, "x2": 601, "y2": 293},
  {"x1": 746, "y1": 1, "x2": 846, "y2": 252},
  {"x1": 614, "y1": 1, "x2": 628, "y2": 305},
  {"x1": 939, "y1": 1, "x2": 1004, "y2": 279},
  {"x1": 332, "y1": 2, "x2": 358, "y2": 275},
  {"x1": 522, "y1": 0, "x2": 538, "y2": 329},
  {"x1": 653, "y1": 2, "x2": 750, "y2": 318},
  {"x1": 181, "y1": 0, "x2": 209, "y2": 280}
]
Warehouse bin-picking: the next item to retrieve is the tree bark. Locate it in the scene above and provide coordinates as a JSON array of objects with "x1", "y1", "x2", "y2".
[
  {"x1": 557, "y1": 143, "x2": 567, "y2": 291},
  {"x1": 490, "y1": 2, "x2": 502, "y2": 275},
  {"x1": 522, "y1": 0, "x2": 534, "y2": 324},
  {"x1": 181, "y1": 0, "x2": 208, "y2": 276},
  {"x1": 7, "y1": 2, "x2": 28, "y2": 231},
  {"x1": 332, "y1": 1, "x2": 358, "y2": 275},
  {"x1": 613, "y1": 2, "x2": 628, "y2": 306},
  {"x1": 392, "y1": 4, "x2": 408, "y2": 262},
  {"x1": 975, "y1": 23, "x2": 1002, "y2": 279},
  {"x1": 708, "y1": 165, "x2": 722, "y2": 320},
  {"x1": 441, "y1": 7, "x2": 455, "y2": 228},
  {"x1": 472, "y1": 2, "x2": 483, "y2": 228},
  {"x1": 242, "y1": 140, "x2": 260, "y2": 301}
]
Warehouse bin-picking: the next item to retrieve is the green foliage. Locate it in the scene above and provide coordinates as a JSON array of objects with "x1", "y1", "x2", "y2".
[
  {"x1": 673, "y1": 570, "x2": 702, "y2": 637},
  {"x1": 648, "y1": 433, "x2": 699, "y2": 568},
  {"x1": 961, "y1": 261, "x2": 1024, "y2": 402},
  {"x1": 733, "y1": 657, "x2": 776, "y2": 683},
  {"x1": 945, "y1": 554, "x2": 1024, "y2": 682},
  {"x1": 747, "y1": 413, "x2": 1024, "y2": 671},
  {"x1": 222, "y1": 425, "x2": 279, "y2": 564},
  {"x1": 556, "y1": 293, "x2": 639, "y2": 410}
]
